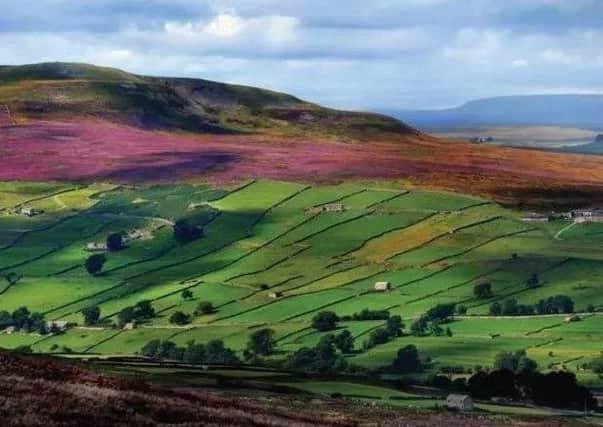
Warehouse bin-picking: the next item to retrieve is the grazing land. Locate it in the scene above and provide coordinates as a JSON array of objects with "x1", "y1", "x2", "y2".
[{"x1": 2, "y1": 180, "x2": 603, "y2": 410}]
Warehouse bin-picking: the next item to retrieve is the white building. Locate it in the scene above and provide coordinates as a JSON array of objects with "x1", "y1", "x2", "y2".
[
  {"x1": 446, "y1": 394, "x2": 474, "y2": 411},
  {"x1": 374, "y1": 281, "x2": 391, "y2": 291}
]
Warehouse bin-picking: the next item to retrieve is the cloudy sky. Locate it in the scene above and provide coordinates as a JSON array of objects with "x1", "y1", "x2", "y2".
[{"x1": 1, "y1": 0, "x2": 602, "y2": 110}]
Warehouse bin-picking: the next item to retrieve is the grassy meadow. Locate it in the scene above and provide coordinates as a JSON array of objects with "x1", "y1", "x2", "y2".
[{"x1": 1, "y1": 179, "x2": 603, "y2": 398}]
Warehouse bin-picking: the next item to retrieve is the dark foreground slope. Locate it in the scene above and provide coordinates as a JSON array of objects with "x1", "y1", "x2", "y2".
[{"x1": 0, "y1": 351, "x2": 592, "y2": 427}]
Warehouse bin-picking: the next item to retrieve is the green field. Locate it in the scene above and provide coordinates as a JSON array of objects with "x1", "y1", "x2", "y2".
[{"x1": 1, "y1": 180, "x2": 603, "y2": 390}]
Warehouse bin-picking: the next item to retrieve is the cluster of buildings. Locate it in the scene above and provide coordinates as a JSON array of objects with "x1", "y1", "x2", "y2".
[
  {"x1": 85, "y1": 228, "x2": 153, "y2": 252},
  {"x1": 521, "y1": 208, "x2": 603, "y2": 223}
]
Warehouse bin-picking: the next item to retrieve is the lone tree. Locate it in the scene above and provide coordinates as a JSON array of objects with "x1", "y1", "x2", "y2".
[
  {"x1": 85, "y1": 254, "x2": 106, "y2": 276},
  {"x1": 81, "y1": 306, "x2": 101, "y2": 326},
  {"x1": 312, "y1": 311, "x2": 338, "y2": 331},
  {"x1": 169, "y1": 311, "x2": 190, "y2": 325},
  {"x1": 391, "y1": 345, "x2": 422, "y2": 373},
  {"x1": 106, "y1": 232, "x2": 124, "y2": 252},
  {"x1": 174, "y1": 219, "x2": 203, "y2": 244},
  {"x1": 181, "y1": 289, "x2": 193, "y2": 300},
  {"x1": 195, "y1": 301, "x2": 214, "y2": 315},
  {"x1": 526, "y1": 273, "x2": 540, "y2": 289},
  {"x1": 474, "y1": 282, "x2": 493, "y2": 299},
  {"x1": 247, "y1": 328, "x2": 275, "y2": 356}
]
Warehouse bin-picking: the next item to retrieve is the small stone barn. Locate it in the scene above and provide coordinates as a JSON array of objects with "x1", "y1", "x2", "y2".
[
  {"x1": 374, "y1": 281, "x2": 391, "y2": 291},
  {"x1": 446, "y1": 394, "x2": 474, "y2": 411}
]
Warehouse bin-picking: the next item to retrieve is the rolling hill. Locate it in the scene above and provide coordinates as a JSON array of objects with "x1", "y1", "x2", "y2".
[
  {"x1": 4, "y1": 63, "x2": 603, "y2": 207},
  {"x1": 0, "y1": 62, "x2": 409, "y2": 139},
  {"x1": 389, "y1": 95, "x2": 603, "y2": 130}
]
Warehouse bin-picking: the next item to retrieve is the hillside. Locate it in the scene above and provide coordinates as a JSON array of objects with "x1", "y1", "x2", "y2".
[
  {"x1": 4, "y1": 63, "x2": 603, "y2": 206},
  {"x1": 0, "y1": 62, "x2": 410, "y2": 139},
  {"x1": 391, "y1": 95, "x2": 603, "y2": 130}
]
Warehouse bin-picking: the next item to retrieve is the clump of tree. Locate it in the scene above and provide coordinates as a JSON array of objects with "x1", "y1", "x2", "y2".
[
  {"x1": 410, "y1": 303, "x2": 455, "y2": 337},
  {"x1": 141, "y1": 339, "x2": 240, "y2": 365},
  {"x1": 285, "y1": 334, "x2": 347, "y2": 374},
  {"x1": 85, "y1": 254, "x2": 106, "y2": 276},
  {"x1": 467, "y1": 369, "x2": 596, "y2": 410},
  {"x1": 333, "y1": 329, "x2": 354, "y2": 354},
  {"x1": 106, "y1": 232, "x2": 124, "y2": 252},
  {"x1": 340, "y1": 309, "x2": 390, "y2": 321},
  {"x1": 494, "y1": 350, "x2": 538, "y2": 374},
  {"x1": 118, "y1": 300, "x2": 155, "y2": 327},
  {"x1": 490, "y1": 295, "x2": 574, "y2": 316},
  {"x1": 473, "y1": 282, "x2": 493, "y2": 299},
  {"x1": 194, "y1": 301, "x2": 214, "y2": 315},
  {"x1": 173, "y1": 218, "x2": 203, "y2": 244},
  {"x1": 245, "y1": 328, "x2": 276, "y2": 359},
  {"x1": 81, "y1": 306, "x2": 101, "y2": 326},
  {"x1": 364, "y1": 316, "x2": 404, "y2": 349},
  {"x1": 169, "y1": 311, "x2": 190, "y2": 325},
  {"x1": 0, "y1": 306, "x2": 47, "y2": 334},
  {"x1": 311, "y1": 311, "x2": 339, "y2": 331}
]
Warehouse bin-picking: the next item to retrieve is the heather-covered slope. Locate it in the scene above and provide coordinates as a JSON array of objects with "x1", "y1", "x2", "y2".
[{"x1": 0, "y1": 62, "x2": 410, "y2": 139}]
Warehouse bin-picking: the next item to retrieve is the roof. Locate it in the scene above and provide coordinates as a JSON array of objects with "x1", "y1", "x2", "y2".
[{"x1": 446, "y1": 394, "x2": 472, "y2": 403}]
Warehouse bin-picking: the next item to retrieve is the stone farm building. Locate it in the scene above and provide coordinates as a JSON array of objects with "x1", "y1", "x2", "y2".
[
  {"x1": 86, "y1": 242, "x2": 108, "y2": 252},
  {"x1": 19, "y1": 207, "x2": 43, "y2": 217},
  {"x1": 374, "y1": 281, "x2": 391, "y2": 291},
  {"x1": 446, "y1": 394, "x2": 474, "y2": 411},
  {"x1": 520, "y1": 212, "x2": 549, "y2": 222},
  {"x1": 306, "y1": 202, "x2": 345, "y2": 214},
  {"x1": 572, "y1": 208, "x2": 603, "y2": 223},
  {"x1": 46, "y1": 320, "x2": 69, "y2": 332}
]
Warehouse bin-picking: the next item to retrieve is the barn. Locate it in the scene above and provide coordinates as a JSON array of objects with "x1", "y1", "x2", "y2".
[
  {"x1": 446, "y1": 394, "x2": 474, "y2": 411},
  {"x1": 374, "y1": 281, "x2": 391, "y2": 291}
]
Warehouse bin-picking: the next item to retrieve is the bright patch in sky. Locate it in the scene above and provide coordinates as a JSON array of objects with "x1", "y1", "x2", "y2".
[{"x1": 0, "y1": 0, "x2": 601, "y2": 109}]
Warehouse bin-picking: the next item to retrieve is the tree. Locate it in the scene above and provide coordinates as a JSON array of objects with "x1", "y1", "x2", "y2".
[
  {"x1": 425, "y1": 303, "x2": 455, "y2": 322},
  {"x1": 494, "y1": 350, "x2": 538, "y2": 374},
  {"x1": 311, "y1": 311, "x2": 338, "y2": 331},
  {"x1": 391, "y1": 345, "x2": 421, "y2": 373},
  {"x1": 181, "y1": 289, "x2": 193, "y2": 300},
  {"x1": 334, "y1": 330, "x2": 354, "y2": 353},
  {"x1": 169, "y1": 311, "x2": 190, "y2": 325},
  {"x1": 446, "y1": 327, "x2": 453, "y2": 337},
  {"x1": 174, "y1": 219, "x2": 203, "y2": 244},
  {"x1": 526, "y1": 273, "x2": 540, "y2": 289},
  {"x1": 133, "y1": 300, "x2": 155, "y2": 319},
  {"x1": 204, "y1": 340, "x2": 240, "y2": 364},
  {"x1": 141, "y1": 339, "x2": 161, "y2": 357},
  {"x1": 489, "y1": 302, "x2": 502, "y2": 316},
  {"x1": 366, "y1": 328, "x2": 391, "y2": 348},
  {"x1": 247, "y1": 328, "x2": 275, "y2": 356},
  {"x1": 456, "y1": 305, "x2": 468, "y2": 315},
  {"x1": 11, "y1": 306, "x2": 30, "y2": 330},
  {"x1": 385, "y1": 315, "x2": 403, "y2": 337},
  {"x1": 85, "y1": 254, "x2": 106, "y2": 276},
  {"x1": 195, "y1": 301, "x2": 214, "y2": 315},
  {"x1": 81, "y1": 306, "x2": 100, "y2": 326},
  {"x1": 0, "y1": 311, "x2": 13, "y2": 329},
  {"x1": 410, "y1": 317, "x2": 428, "y2": 336},
  {"x1": 474, "y1": 282, "x2": 493, "y2": 299},
  {"x1": 118, "y1": 306, "x2": 135, "y2": 327},
  {"x1": 106, "y1": 232, "x2": 124, "y2": 252}
]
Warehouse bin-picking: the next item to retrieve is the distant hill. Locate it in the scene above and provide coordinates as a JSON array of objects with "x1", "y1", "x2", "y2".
[
  {"x1": 0, "y1": 62, "x2": 412, "y2": 139},
  {"x1": 389, "y1": 95, "x2": 603, "y2": 130}
]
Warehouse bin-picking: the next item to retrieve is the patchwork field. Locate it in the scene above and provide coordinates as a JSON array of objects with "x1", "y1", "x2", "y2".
[{"x1": 2, "y1": 179, "x2": 603, "y2": 393}]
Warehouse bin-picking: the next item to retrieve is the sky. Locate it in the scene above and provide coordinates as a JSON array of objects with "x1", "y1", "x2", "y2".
[{"x1": 1, "y1": 0, "x2": 602, "y2": 110}]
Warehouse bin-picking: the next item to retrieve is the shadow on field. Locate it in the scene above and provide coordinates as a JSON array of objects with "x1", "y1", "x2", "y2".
[{"x1": 90, "y1": 151, "x2": 240, "y2": 182}]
